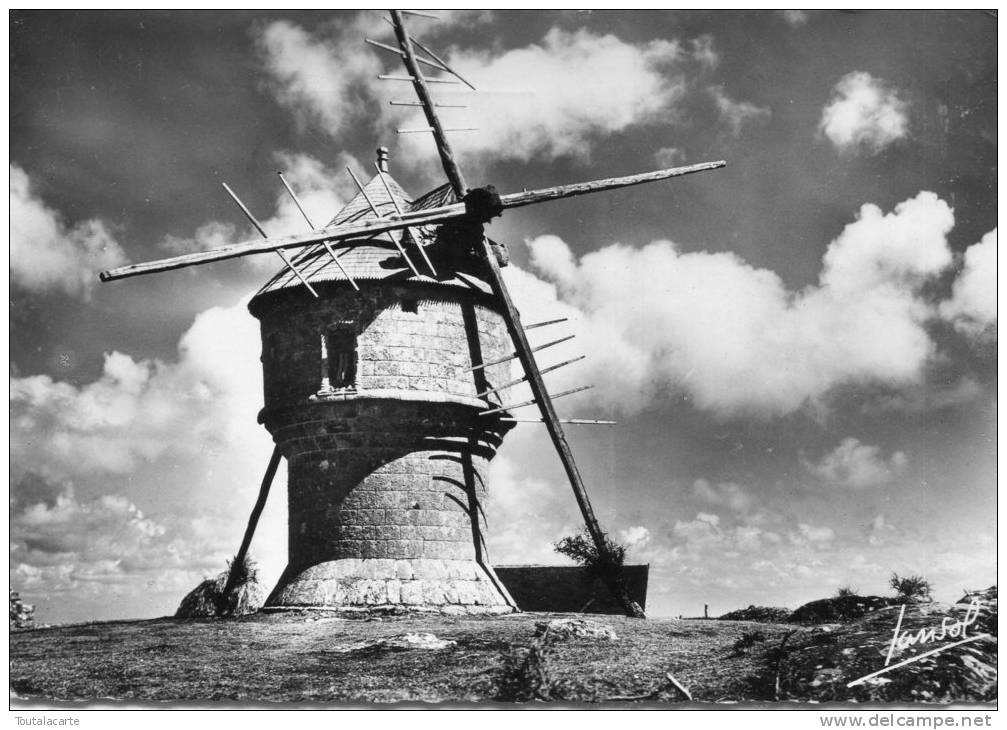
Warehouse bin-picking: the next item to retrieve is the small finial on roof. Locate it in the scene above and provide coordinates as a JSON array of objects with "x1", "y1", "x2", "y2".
[{"x1": 376, "y1": 146, "x2": 390, "y2": 173}]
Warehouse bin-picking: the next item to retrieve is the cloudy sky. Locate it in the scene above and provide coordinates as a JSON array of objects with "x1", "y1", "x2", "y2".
[{"x1": 10, "y1": 10, "x2": 997, "y2": 624}]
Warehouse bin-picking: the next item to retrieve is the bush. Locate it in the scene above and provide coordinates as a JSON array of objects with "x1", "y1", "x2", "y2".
[
  {"x1": 553, "y1": 528, "x2": 645, "y2": 618},
  {"x1": 553, "y1": 529, "x2": 626, "y2": 580},
  {"x1": 836, "y1": 586, "x2": 859, "y2": 598},
  {"x1": 889, "y1": 573, "x2": 932, "y2": 602},
  {"x1": 175, "y1": 556, "x2": 264, "y2": 618},
  {"x1": 226, "y1": 554, "x2": 258, "y2": 587},
  {"x1": 731, "y1": 630, "x2": 767, "y2": 656},
  {"x1": 495, "y1": 628, "x2": 556, "y2": 701}
]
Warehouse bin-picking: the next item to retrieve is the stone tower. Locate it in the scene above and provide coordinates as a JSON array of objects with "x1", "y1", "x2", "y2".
[{"x1": 248, "y1": 156, "x2": 516, "y2": 613}]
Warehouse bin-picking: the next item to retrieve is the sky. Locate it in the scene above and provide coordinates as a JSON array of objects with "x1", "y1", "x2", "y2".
[{"x1": 9, "y1": 9, "x2": 998, "y2": 624}]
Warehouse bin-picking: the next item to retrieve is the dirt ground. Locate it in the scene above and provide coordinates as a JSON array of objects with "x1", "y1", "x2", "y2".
[{"x1": 9, "y1": 607, "x2": 997, "y2": 706}]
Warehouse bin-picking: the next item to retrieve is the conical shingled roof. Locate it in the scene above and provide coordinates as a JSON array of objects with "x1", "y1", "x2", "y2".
[{"x1": 252, "y1": 173, "x2": 489, "y2": 301}]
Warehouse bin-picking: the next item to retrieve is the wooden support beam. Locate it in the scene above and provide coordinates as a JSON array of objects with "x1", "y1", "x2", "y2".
[
  {"x1": 500, "y1": 418, "x2": 617, "y2": 426},
  {"x1": 365, "y1": 38, "x2": 446, "y2": 71},
  {"x1": 384, "y1": 31, "x2": 634, "y2": 614},
  {"x1": 99, "y1": 161, "x2": 724, "y2": 283},
  {"x1": 345, "y1": 166, "x2": 422, "y2": 278},
  {"x1": 467, "y1": 334, "x2": 574, "y2": 372},
  {"x1": 390, "y1": 100, "x2": 468, "y2": 108},
  {"x1": 98, "y1": 203, "x2": 469, "y2": 281},
  {"x1": 277, "y1": 172, "x2": 360, "y2": 292},
  {"x1": 410, "y1": 36, "x2": 478, "y2": 91},
  {"x1": 221, "y1": 183, "x2": 319, "y2": 298},
  {"x1": 524, "y1": 317, "x2": 569, "y2": 330},
  {"x1": 389, "y1": 10, "x2": 469, "y2": 195},
  {"x1": 397, "y1": 126, "x2": 478, "y2": 134},
  {"x1": 378, "y1": 74, "x2": 460, "y2": 84},
  {"x1": 478, "y1": 227, "x2": 648, "y2": 619},
  {"x1": 277, "y1": 172, "x2": 316, "y2": 228},
  {"x1": 475, "y1": 355, "x2": 585, "y2": 397},
  {"x1": 479, "y1": 384, "x2": 593, "y2": 416},
  {"x1": 220, "y1": 447, "x2": 282, "y2": 609},
  {"x1": 373, "y1": 162, "x2": 437, "y2": 277},
  {"x1": 499, "y1": 160, "x2": 726, "y2": 211}
]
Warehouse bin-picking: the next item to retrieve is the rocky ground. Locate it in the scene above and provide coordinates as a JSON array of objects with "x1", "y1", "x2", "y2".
[{"x1": 9, "y1": 598, "x2": 997, "y2": 706}]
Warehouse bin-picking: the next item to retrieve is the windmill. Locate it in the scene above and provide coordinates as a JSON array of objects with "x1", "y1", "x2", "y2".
[{"x1": 100, "y1": 10, "x2": 725, "y2": 618}]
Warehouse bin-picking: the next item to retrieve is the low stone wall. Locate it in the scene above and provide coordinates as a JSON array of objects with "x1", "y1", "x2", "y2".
[{"x1": 493, "y1": 565, "x2": 649, "y2": 614}]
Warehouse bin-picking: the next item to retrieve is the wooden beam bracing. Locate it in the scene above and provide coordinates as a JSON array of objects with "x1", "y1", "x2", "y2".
[
  {"x1": 365, "y1": 38, "x2": 446, "y2": 71},
  {"x1": 390, "y1": 100, "x2": 468, "y2": 108},
  {"x1": 410, "y1": 36, "x2": 478, "y2": 91},
  {"x1": 277, "y1": 172, "x2": 360, "y2": 292},
  {"x1": 378, "y1": 74, "x2": 461, "y2": 84},
  {"x1": 397, "y1": 126, "x2": 478, "y2": 134},
  {"x1": 389, "y1": 10, "x2": 469, "y2": 194},
  {"x1": 99, "y1": 161, "x2": 723, "y2": 282},
  {"x1": 500, "y1": 418, "x2": 617, "y2": 426},
  {"x1": 219, "y1": 446, "x2": 282, "y2": 608},
  {"x1": 466, "y1": 334, "x2": 575, "y2": 372},
  {"x1": 373, "y1": 162, "x2": 437, "y2": 276},
  {"x1": 221, "y1": 182, "x2": 319, "y2": 298},
  {"x1": 479, "y1": 384, "x2": 594, "y2": 416},
  {"x1": 475, "y1": 354, "x2": 585, "y2": 398},
  {"x1": 346, "y1": 166, "x2": 422, "y2": 278},
  {"x1": 524, "y1": 317, "x2": 569, "y2": 330}
]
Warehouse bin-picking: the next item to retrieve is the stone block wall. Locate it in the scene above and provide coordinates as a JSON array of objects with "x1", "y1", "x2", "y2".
[
  {"x1": 269, "y1": 399, "x2": 506, "y2": 570},
  {"x1": 250, "y1": 283, "x2": 516, "y2": 612},
  {"x1": 494, "y1": 565, "x2": 650, "y2": 614},
  {"x1": 254, "y1": 284, "x2": 513, "y2": 410}
]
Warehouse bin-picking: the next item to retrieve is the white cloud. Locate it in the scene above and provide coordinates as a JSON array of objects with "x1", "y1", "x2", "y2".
[
  {"x1": 158, "y1": 151, "x2": 358, "y2": 272},
  {"x1": 780, "y1": 10, "x2": 809, "y2": 26},
  {"x1": 670, "y1": 513, "x2": 784, "y2": 558},
  {"x1": 484, "y1": 455, "x2": 579, "y2": 565},
  {"x1": 10, "y1": 164, "x2": 126, "y2": 298},
  {"x1": 253, "y1": 16, "x2": 383, "y2": 136},
  {"x1": 654, "y1": 146, "x2": 686, "y2": 168},
  {"x1": 804, "y1": 437, "x2": 907, "y2": 489},
  {"x1": 507, "y1": 191, "x2": 959, "y2": 419},
  {"x1": 690, "y1": 35, "x2": 719, "y2": 70},
  {"x1": 256, "y1": 19, "x2": 689, "y2": 167},
  {"x1": 868, "y1": 514, "x2": 898, "y2": 547},
  {"x1": 619, "y1": 525, "x2": 652, "y2": 551},
  {"x1": 10, "y1": 298, "x2": 288, "y2": 618},
  {"x1": 11, "y1": 299, "x2": 263, "y2": 481},
  {"x1": 795, "y1": 523, "x2": 836, "y2": 544},
  {"x1": 259, "y1": 151, "x2": 361, "y2": 236},
  {"x1": 161, "y1": 221, "x2": 238, "y2": 256},
  {"x1": 10, "y1": 476, "x2": 240, "y2": 618},
  {"x1": 692, "y1": 479, "x2": 754, "y2": 513},
  {"x1": 708, "y1": 85, "x2": 771, "y2": 136},
  {"x1": 392, "y1": 28, "x2": 686, "y2": 165},
  {"x1": 939, "y1": 229, "x2": 997, "y2": 340},
  {"x1": 819, "y1": 71, "x2": 909, "y2": 154}
]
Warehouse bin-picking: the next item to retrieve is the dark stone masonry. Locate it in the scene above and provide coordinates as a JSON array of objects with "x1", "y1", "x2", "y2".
[{"x1": 249, "y1": 220, "x2": 519, "y2": 613}]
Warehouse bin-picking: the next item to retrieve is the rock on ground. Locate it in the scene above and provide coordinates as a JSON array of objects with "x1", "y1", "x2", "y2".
[
  {"x1": 332, "y1": 633, "x2": 456, "y2": 653},
  {"x1": 175, "y1": 572, "x2": 265, "y2": 618},
  {"x1": 719, "y1": 605, "x2": 791, "y2": 623},
  {"x1": 788, "y1": 595, "x2": 897, "y2": 625},
  {"x1": 774, "y1": 597, "x2": 997, "y2": 702},
  {"x1": 10, "y1": 591, "x2": 36, "y2": 631},
  {"x1": 535, "y1": 617, "x2": 618, "y2": 641}
]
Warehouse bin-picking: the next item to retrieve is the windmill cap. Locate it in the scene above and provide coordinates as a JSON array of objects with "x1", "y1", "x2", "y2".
[{"x1": 247, "y1": 174, "x2": 495, "y2": 311}]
